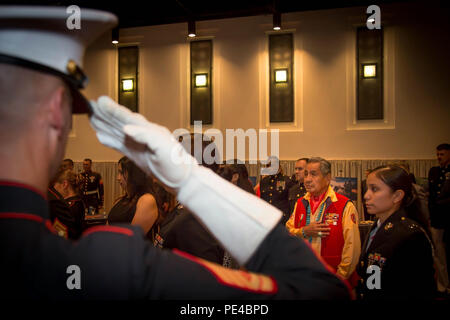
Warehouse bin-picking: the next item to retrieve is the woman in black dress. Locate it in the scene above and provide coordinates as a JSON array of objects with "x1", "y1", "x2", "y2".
[
  {"x1": 108, "y1": 156, "x2": 160, "y2": 241},
  {"x1": 357, "y1": 165, "x2": 436, "y2": 299}
]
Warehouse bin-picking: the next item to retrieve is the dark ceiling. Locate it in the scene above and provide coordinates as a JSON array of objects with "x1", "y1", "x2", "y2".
[{"x1": 3, "y1": 0, "x2": 414, "y2": 28}]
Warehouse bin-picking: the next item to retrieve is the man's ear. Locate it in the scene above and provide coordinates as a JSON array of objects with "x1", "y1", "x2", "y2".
[{"x1": 47, "y1": 86, "x2": 66, "y2": 132}]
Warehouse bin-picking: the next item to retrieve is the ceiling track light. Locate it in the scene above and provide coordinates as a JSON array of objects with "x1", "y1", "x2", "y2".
[
  {"x1": 188, "y1": 20, "x2": 196, "y2": 38},
  {"x1": 273, "y1": 12, "x2": 281, "y2": 31}
]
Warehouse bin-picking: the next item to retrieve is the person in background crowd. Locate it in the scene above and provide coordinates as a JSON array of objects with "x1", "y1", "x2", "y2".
[
  {"x1": 47, "y1": 175, "x2": 73, "y2": 240},
  {"x1": 61, "y1": 158, "x2": 74, "y2": 172},
  {"x1": 79, "y1": 158, "x2": 104, "y2": 215},
  {"x1": 358, "y1": 165, "x2": 436, "y2": 299},
  {"x1": 227, "y1": 161, "x2": 255, "y2": 195},
  {"x1": 53, "y1": 169, "x2": 85, "y2": 239},
  {"x1": 260, "y1": 157, "x2": 294, "y2": 225},
  {"x1": 153, "y1": 181, "x2": 177, "y2": 225},
  {"x1": 286, "y1": 157, "x2": 361, "y2": 284},
  {"x1": 108, "y1": 156, "x2": 160, "y2": 241},
  {"x1": 428, "y1": 143, "x2": 450, "y2": 295},
  {"x1": 288, "y1": 158, "x2": 308, "y2": 214}
]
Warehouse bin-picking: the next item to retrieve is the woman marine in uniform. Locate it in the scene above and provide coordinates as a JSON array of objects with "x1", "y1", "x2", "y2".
[{"x1": 357, "y1": 165, "x2": 436, "y2": 299}]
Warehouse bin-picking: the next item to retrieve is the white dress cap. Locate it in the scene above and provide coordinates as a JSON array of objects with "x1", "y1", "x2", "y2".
[{"x1": 0, "y1": 6, "x2": 118, "y2": 113}]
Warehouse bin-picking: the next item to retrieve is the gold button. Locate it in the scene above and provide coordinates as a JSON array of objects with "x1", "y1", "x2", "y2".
[
  {"x1": 269, "y1": 193, "x2": 272, "y2": 196},
  {"x1": 270, "y1": 186, "x2": 273, "y2": 190},
  {"x1": 271, "y1": 180, "x2": 274, "y2": 183},
  {"x1": 269, "y1": 200, "x2": 272, "y2": 203},
  {"x1": 401, "y1": 217, "x2": 405, "y2": 220},
  {"x1": 66, "y1": 59, "x2": 77, "y2": 75}
]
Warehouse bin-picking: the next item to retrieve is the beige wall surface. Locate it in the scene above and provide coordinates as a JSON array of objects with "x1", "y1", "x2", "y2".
[{"x1": 65, "y1": 2, "x2": 450, "y2": 163}]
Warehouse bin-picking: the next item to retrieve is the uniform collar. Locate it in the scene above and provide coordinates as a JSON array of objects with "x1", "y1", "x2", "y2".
[
  {"x1": 373, "y1": 208, "x2": 406, "y2": 232},
  {"x1": 0, "y1": 180, "x2": 49, "y2": 219}
]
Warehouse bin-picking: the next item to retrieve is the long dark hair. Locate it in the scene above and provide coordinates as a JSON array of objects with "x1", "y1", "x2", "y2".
[
  {"x1": 229, "y1": 163, "x2": 255, "y2": 195},
  {"x1": 370, "y1": 165, "x2": 431, "y2": 239},
  {"x1": 118, "y1": 156, "x2": 161, "y2": 213},
  {"x1": 217, "y1": 163, "x2": 255, "y2": 195}
]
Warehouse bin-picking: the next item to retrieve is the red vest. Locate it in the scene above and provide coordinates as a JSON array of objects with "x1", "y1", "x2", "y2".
[{"x1": 294, "y1": 193, "x2": 349, "y2": 271}]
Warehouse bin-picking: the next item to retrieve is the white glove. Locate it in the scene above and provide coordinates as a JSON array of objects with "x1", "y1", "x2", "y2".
[
  {"x1": 89, "y1": 96, "x2": 196, "y2": 189},
  {"x1": 89, "y1": 96, "x2": 282, "y2": 264}
]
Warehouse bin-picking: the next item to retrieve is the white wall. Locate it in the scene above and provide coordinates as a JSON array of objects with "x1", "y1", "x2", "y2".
[{"x1": 65, "y1": 2, "x2": 450, "y2": 162}]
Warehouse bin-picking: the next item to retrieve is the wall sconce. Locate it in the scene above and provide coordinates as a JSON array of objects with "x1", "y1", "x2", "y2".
[
  {"x1": 273, "y1": 12, "x2": 281, "y2": 31},
  {"x1": 112, "y1": 27, "x2": 119, "y2": 44},
  {"x1": 363, "y1": 64, "x2": 377, "y2": 78},
  {"x1": 188, "y1": 20, "x2": 196, "y2": 38},
  {"x1": 195, "y1": 73, "x2": 208, "y2": 87},
  {"x1": 275, "y1": 69, "x2": 288, "y2": 83},
  {"x1": 121, "y1": 78, "x2": 134, "y2": 92}
]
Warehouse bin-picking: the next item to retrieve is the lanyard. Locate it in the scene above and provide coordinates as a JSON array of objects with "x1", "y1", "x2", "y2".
[
  {"x1": 365, "y1": 220, "x2": 381, "y2": 252},
  {"x1": 305, "y1": 200, "x2": 327, "y2": 243}
]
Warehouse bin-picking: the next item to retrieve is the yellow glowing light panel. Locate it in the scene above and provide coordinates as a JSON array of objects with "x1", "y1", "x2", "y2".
[
  {"x1": 122, "y1": 79, "x2": 134, "y2": 91},
  {"x1": 363, "y1": 65, "x2": 376, "y2": 78},
  {"x1": 275, "y1": 69, "x2": 287, "y2": 82},
  {"x1": 195, "y1": 74, "x2": 207, "y2": 87}
]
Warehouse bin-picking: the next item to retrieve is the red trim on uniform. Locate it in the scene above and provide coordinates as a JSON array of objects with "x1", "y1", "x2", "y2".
[
  {"x1": 0, "y1": 212, "x2": 55, "y2": 233},
  {"x1": 173, "y1": 249, "x2": 278, "y2": 295},
  {"x1": 45, "y1": 220, "x2": 57, "y2": 234},
  {"x1": 82, "y1": 225, "x2": 134, "y2": 237},
  {"x1": 0, "y1": 212, "x2": 43, "y2": 223},
  {"x1": 0, "y1": 180, "x2": 47, "y2": 199}
]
